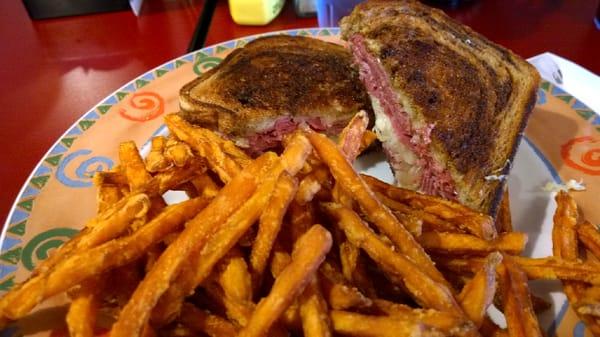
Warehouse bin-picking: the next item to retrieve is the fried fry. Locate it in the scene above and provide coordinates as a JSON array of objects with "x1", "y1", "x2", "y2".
[
  {"x1": 0, "y1": 196, "x2": 205, "y2": 322},
  {"x1": 496, "y1": 189, "x2": 513, "y2": 233},
  {"x1": 117, "y1": 154, "x2": 277, "y2": 333},
  {"x1": 7, "y1": 119, "x2": 600, "y2": 337},
  {"x1": 498, "y1": 258, "x2": 542, "y2": 337},
  {"x1": 323, "y1": 203, "x2": 461, "y2": 314},
  {"x1": 552, "y1": 191, "x2": 600, "y2": 334},
  {"x1": 191, "y1": 173, "x2": 221, "y2": 198},
  {"x1": 145, "y1": 136, "x2": 171, "y2": 172},
  {"x1": 296, "y1": 166, "x2": 332, "y2": 205},
  {"x1": 378, "y1": 192, "x2": 459, "y2": 234},
  {"x1": 119, "y1": 141, "x2": 153, "y2": 193},
  {"x1": 553, "y1": 191, "x2": 579, "y2": 260},
  {"x1": 392, "y1": 211, "x2": 424, "y2": 237},
  {"x1": 179, "y1": 303, "x2": 237, "y2": 337},
  {"x1": 167, "y1": 114, "x2": 251, "y2": 169},
  {"x1": 418, "y1": 232, "x2": 527, "y2": 255},
  {"x1": 435, "y1": 255, "x2": 600, "y2": 285},
  {"x1": 299, "y1": 276, "x2": 332, "y2": 337},
  {"x1": 152, "y1": 158, "x2": 207, "y2": 195},
  {"x1": 359, "y1": 130, "x2": 377, "y2": 154},
  {"x1": 238, "y1": 225, "x2": 332, "y2": 337},
  {"x1": 362, "y1": 174, "x2": 496, "y2": 240},
  {"x1": 371, "y1": 299, "x2": 473, "y2": 335},
  {"x1": 217, "y1": 248, "x2": 253, "y2": 305},
  {"x1": 330, "y1": 310, "x2": 434, "y2": 337},
  {"x1": 66, "y1": 276, "x2": 104, "y2": 337},
  {"x1": 458, "y1": 252, "x2": 501, "y2": 327},
  {"x1": 152, "y1": 172, "x2": 296, "y2": 325},
  {"x1": 95, "y1": 184, "x2": 123, "y2": 213},
  {"x1": 165, "y1": 142, "x2": 194, "y2": 167},
  {"x1": 339, "y1": 110, "x2": 369, "y2": 161},
  {"x1": 271, "y1": 241, "x2": 292, "y2": 278},
  {"x1": 250, "y1": 174, "x2": 298, "y2": 286},
  {"x1": 577, "y1": 221, "x2": 600, "y2": 261},
  {"x1": 307, "y1": 131, "x2": 448, "y2": 287},
  {"x1": 165, "y1": 113, "x2": 242, "y2": 183},
  {"x1": 203, "y1": 282, "x2": 254, "y2": 327},
  {"x1": 318, "y1": 259, "x2": 372, "y2": 310}
]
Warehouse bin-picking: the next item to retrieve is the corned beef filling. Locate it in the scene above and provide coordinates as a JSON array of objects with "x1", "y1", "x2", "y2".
[
  {"x1": 349, "y1": 34, "x2": 457, "y2": 199},
  {"x1": 241, "y1": 116, "x2": 346, "y2": 156}
]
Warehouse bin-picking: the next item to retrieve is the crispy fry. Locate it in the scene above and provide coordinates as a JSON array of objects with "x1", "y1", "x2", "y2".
[
  {"x1": 152, "y1": 158, "x2": 206, "y2": 194},
  {"x1": 0, "y1": 196, "x2": 206, "y2": 322},
  {"x1": 145, "y1": 136, "x2": 171, "y2": 172},
  {"x1": 289, "y1": 200, "x2": 316, "y2": 243},
  {"x1": 339, "y1": 241, "x2": 359, "y2": 281},
  {"x1": 323, "y1": 203, "x2": 461, "y2": 314},
  {"x1": 499, "y1": 258, "x2": 542, "y2": 337},
  {"x1": 296, "y1": 112, "x2": 368, "y2": 206},
  {"x1": 458, "y1": 252, "x2": 501, "y2": 327},
  {"x1": 577, "y1": 221, "x2": 600, "y2": 261},
  {"x1": 435, "y1": 255, "x2": 600, "y2": 285},
  {"x1": 152, "y1": 172, "x2": 296, "y2": 325},
  {"x1": 271, "y1": 241, "x2": 292, "y2": 278},
  {"x1": 169, "y1": 115, "x2": 251, "y2": 169},
  {"x1": 307, "y1": 131, "x2": 448, "y2": 287},
  {"x1": 330, "y1": 310, "x2": 437, "y2": 337},
  {"x1": 179, "y1": 303, "x2": 237, "y2": 337},
  {"x1": 339, "y1": 110, "x2": 369, "y2": 161},
  {"x1": 165, "y1": 142, "x2": 194, "y2": 167},
  {"x1": 496, "y1": 189, "x2": 513, "y2": 233},
  {"x1": 326, "y1": 282, "x2": 372, "y2": 310},
  {"x1": 250, "y1": 174, "x2": 298, "y2": 286},
  {"x1": 66, "y1": 276, "x2": 104, "y2": 337},
  {"x1": 191, "y1": 173, "x2": 221, "y2": 198},
  {"x1": 552, "y1": 191, "x2": 600, "y2": 334},
  {"x1": 296, "y1": 166, "x2": 331, "y2": 205},
  {"x1": 203, "y1": 282, "x2": 254, "y2": 327},
  {"x1": 380, "y1": 192, "x2": 465, "y2": 234},
  {"x1": 553, "y1": 191, "x2": 579, "y2": 259},
  {"x1": 202, "y1": 283, "x2": 291, "y2": 337},
  {"x1": 299, "y1": 276, "x2": 332, "y2": 337},
  {"x1": 418, "y1": 232, "x2": 527, "y2": 255},
  {"x1": 318, "y1": 259, "x2": 372, "y2": 310},
  {"x1": 113, "y1": 153, "x2": 278, "y2": 334},
  {"x1": 393, "y1": 211, "x2": 424, "y2": 237},
  {"x1": 165, "y1": 113, "x2": 242, "y2": 183},
  {"x1": 238, "y1": 225, "x2": 332, "y2": 337},
  {"x1": 362, "y1": 174, "x2": 496, "y2": 240},
  {"x1": 8, "y1": 120, "x2": 600, "y2": 337},
  {"x1": 95, "y1": 184, "x2": 123, "y2": 213},
  {"x1": 75, "y1": 193, "x2": 150, "y2": 245},
  {"x1": 359, "y1": 130, "x2": 377, "y2": 154},
  {"x1": 120, "y1": 141, "x2": 153, "y2": 192},
  {"x1": 371, "y1": 299, "x2": 474, "y2": 335},
  {"x1": 217, "y1": 248, "x2": 253, "y2": 304},
  {"x1": 53, "y1": 194, "x2": 149, "y2": 267}
]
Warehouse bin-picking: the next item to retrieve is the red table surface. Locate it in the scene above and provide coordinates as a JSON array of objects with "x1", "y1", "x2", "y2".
[{"x1": 0, "y1": 0, "x2": 598, "y2": 225}]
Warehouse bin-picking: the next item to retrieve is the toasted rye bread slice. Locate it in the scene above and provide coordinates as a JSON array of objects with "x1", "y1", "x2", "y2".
[
  {"x1": 179, "y1": 35, "x2": 372, "y2": 139},
  {"x1": 341, "y1": 0, "x2": 540, "y2": 216}
]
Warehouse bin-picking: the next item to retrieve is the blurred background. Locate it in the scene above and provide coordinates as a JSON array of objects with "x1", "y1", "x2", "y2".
[{"x1": 0, "y1": 0, "x2": 598, "y2": 223}]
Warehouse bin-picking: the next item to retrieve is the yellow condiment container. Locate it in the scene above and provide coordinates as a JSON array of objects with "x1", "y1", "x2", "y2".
[{"x1": 228, "y1": 0, "x2": 285, "y2": 25}]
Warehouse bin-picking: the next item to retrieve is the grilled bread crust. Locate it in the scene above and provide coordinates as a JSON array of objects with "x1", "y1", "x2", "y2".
[
  {"x1": 341, "y1": 0, "x2": 540, "y2": 216},
  {"x1": 179, "y1": 35, "x2": 372, "y2": 137}
]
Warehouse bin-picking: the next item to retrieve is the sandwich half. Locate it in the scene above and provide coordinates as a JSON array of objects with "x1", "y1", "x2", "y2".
[
  {"x1": 179, "y1": 35, "x2": 372, "y2": 155},
  {"x1": 340, "y1": 0, "x2": 540, "y2": 215}
]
